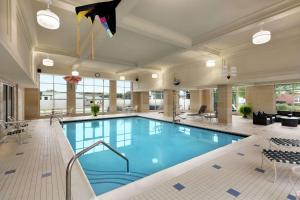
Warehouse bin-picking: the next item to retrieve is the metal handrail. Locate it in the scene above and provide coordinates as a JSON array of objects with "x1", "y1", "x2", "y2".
[
  {"x1": 66, "y1": 140, "x2": 129, "y2": 200},
  {"x1": 50, "y1": 114, "x2": 63, "y2": 126}
]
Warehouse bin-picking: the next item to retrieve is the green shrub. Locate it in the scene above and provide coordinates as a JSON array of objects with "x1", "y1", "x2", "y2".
[
  {"x1": 239, "y1": 104, "x2": 252, "y2": 118},
  {"x1": 276, "y1": 103, "x2": 289, "y2": 111},
  {"x1": 91, "y1": 103, "x2": 100, "y2": 116}
]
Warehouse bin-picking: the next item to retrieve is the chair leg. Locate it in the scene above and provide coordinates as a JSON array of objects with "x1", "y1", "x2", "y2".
[
  {"x1": 273, "y1": 161, "x2": 277, "y2": 183},
  {"x1": 261, "y1": 153, "x2": 264, "y2": 169}
]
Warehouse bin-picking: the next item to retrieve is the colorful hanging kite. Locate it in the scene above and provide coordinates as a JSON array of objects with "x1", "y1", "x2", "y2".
[
  {"x1": 64, "y1": 75, "x2": 82, "y2": 84},
  {"x1": 75, "y1": 0, "x2": 121, "y2": 38}
]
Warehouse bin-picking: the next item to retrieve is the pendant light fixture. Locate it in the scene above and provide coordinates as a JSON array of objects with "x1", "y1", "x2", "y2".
[
  {"x1": 37, "y1": 0, "x2": 60, "y2": 30},
  {"x1": 252, "y1": 23, "x2": 271, "y2": 45},
  {"x1": 221, "y1": 59, "x2": 237, "y2": 79},
  {"x1": 71, "y1": 70, "x2": 79, "y2": 76}
]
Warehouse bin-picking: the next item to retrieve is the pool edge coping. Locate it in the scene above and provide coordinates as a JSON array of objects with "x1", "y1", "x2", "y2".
[{"x1": 60, "y1": 114, "x2": 254, "y2": 200}]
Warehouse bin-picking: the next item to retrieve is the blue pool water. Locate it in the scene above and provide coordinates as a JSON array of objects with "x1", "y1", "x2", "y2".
[{"x1": 63, "y1": 117, "x2": 244, "y2": 195}]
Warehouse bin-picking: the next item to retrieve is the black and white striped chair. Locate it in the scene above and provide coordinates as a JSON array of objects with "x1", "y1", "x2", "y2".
[
  {"x1": 261, "y1": 149, "x2": 300, "y2": 182},
  {"x1": 270, "y1": 138, "x2": 300, "y2": 148}
]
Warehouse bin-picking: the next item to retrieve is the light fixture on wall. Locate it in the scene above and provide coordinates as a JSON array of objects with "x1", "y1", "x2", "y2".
[
  {"x1": 120, "y1": 76, "x2": 125, "y2": 80},
  {"x1": 252, "y1": 23, "x2": 271, "y2": 45},
  {"x1": 42, "y1": 58, "x2": 54, "y2": 66},
  {"x1": 206, "y1": 60, "x2": 216, "y2": 68},
  {"x1": 71, "y1": 70, "x2": 79, "y2": 76},
  {"x1": 151, "y1": 73, "x2": 158, "y2": 79},
  {"x1": 37, "y1": 0, "x2": 60, "y2": 30}
]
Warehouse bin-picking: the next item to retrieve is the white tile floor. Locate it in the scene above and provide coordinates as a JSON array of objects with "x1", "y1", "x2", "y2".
[{"x1": 0, "y1": 113, "x2": 299, "y2": 200}]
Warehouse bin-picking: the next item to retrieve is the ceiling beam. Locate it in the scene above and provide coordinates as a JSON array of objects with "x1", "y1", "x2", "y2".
[
  {"x1": 116, "y1": 67, "x2": 161, "y2": 75},
  {"x1": 193, "y1": 0, "x2": 300, "y2": 46},
  {"x1": 119, "y1": 15, "x2": 192, "y2": 49}
]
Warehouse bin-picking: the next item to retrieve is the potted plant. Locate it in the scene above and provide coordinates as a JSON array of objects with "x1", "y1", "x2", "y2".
[
  {"x1": 239, "y1": 104, "x2": 252, "y2": 118},
  {"x1": 91, "y1": 103, "x2": 100, "y2": 117}
]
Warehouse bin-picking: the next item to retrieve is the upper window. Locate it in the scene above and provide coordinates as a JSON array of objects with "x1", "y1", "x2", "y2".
[
  {"x1": 40, "y1": 74, "x2": 67, "y2": 115},
  {"x1": 149, "y1": 91, "x2": 164, "y2": 110},
  {"x1": 116, "y1": 80, "x2": 132, "y2": 111},
  {"x1": 76, "y1": 78, "x2": 110, "y2": 114},
  {"x1": 275, "y1": 83, "x2": 300, "y2": 111},
  {"x1": 179, "y1": 90, "x2": 190, "y2": 111}
]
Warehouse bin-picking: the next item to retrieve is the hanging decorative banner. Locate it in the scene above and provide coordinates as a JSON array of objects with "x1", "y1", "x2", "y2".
[
  {"x1": 75, "y1": 0, "x2": 121, "y2": 38},
  {"x1": 64, "y1": 75, "x2": 82, "y2": 84}
]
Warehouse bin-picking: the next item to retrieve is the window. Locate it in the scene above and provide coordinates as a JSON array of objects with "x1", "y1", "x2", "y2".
[
  {"x1": 275, "y1": 83, "x2": 300, "y2": 112},
  {"x1": 117, "y1": 80, "x2": 132, "y2": 111},
  {"x1": 212, "y1": 88, "x2": 218, "y2": 112},
  {"x1": 40, "y1": 74, "x2": 67, "y2": 115},
  {"x1": 149, "y1": 91, "x2": 164, "y2": 110},
  {"x1": 76, "y1": 78, "x2": 110, "y2": 114},
  {"x1": 179, "y1": 90, "x2": 190, "y2": 111},
  {"x1": 232, "y1": 87, "x2": 246, "y2": 112},
  {"x1": 3, "y1": 85, "x2": 14, "y2": 121}
]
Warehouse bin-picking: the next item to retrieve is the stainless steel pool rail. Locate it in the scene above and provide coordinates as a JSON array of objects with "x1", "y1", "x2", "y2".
[{"x1": 66, "y1": 140, "x2": 129, "y2": 200}]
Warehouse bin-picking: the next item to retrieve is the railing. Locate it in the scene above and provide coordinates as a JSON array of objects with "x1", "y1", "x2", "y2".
[
  {"x1": 66, "y1": 140, "x2": 129, "y2": 200},
  {"x1": 50, "y1": 113, "x2": 63, "y2": 126}
]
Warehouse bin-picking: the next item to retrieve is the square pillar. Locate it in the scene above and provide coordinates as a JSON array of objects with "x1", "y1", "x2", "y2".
[
  {"x1": 190, "y1": 90, "x2": 204, "y2": 113},
  {"x1": 132, "y1": 91, "x2": 149, "y2": 112},
  {"x1": 24, "y1": 88, "x2": 40, "y2": 120},
  {"x1": 109, "y1": 80, "x2": 117, "y2": 113},
  {"x1": 163, "y1": 90, "x2": 178, "y2": 117},
  {"x1": 67, "y1": 83, "x2": 76, "y2": 116},
  {"x1": 217, "y1": 85, "x2": 232, "y2": 124}
]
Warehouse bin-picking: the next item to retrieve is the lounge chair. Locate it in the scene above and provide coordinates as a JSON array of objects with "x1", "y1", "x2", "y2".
[
  {"x1": 261, "y1": 149, "x2": 300, "y2": 183},
  {"x1": 0, "y1": 120, "x2": 25, "y2": 144},
  {"x1": 187, "y1": 105, "x2": 207, "y2": 116},
  {"x1": 253, "y1": 112, "x2": 271, "y2": 125}
]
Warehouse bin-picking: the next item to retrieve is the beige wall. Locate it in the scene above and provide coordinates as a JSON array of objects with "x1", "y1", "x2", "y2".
[
  {"x1": 246, "y1": 85, "x2": 276, "y2": 113},
  {"x1": 190, "y1": 90, "x2": 203, "y2": 113}
]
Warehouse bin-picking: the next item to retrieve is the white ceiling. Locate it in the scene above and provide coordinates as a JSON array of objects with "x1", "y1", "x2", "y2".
[{"x1": 30, "y1": 0, "x2": 300, "y2": 77}]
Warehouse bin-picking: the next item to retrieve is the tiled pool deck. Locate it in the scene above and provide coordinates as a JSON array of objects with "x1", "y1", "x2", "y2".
[{"x1": 0, "y1": 113, "x2": 300, "y2": 200}]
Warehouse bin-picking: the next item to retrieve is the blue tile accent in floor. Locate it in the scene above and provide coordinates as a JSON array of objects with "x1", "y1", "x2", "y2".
[
  {"x1": 255, "y1": 168, "x2": 265, "y2": 173},
  {"x1": 227, "y1": 188, "x2": 241, "y2": 197},
  {"x1": 287, "y1": 194, "x2": 296, "y2": 200},
  {"x1": 41, "y1": 172, "x2": 52, "y2": 178},
  {"x1": 237, "y1": 153, "x2": 245, "y2": 156},
  {"x1": 16, "y1": 152, "x2": 24, "y2": 156},
  {"x1": 212, "y1": 164, "x2": 222, "y2": 169},
  {"x1": 173, "y1": 183, "x2": 185, "y2": 191},
  {"x1": 5, "y1": 169, "x2": 16, "y2": 175}
]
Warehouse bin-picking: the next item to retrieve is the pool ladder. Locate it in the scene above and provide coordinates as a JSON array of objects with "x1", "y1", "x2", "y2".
[{"x1": 65, "y1": 140, "x2": 129, "y2": 200}]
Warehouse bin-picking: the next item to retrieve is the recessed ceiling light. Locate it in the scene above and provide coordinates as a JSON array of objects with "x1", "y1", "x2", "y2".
[
  {"x1": 37, "y1": 1, "x2": 60, "y2": 30},
  {"x1": 72, "y1": 70, "x2": 79, "y2": 76},
  {"x1": 42, "y1": 58, "x2": 54, "y2": 66},
  {"x1": 120, "y1": 76, "x2": 125, "y2": 80},
  {"x1": 152, "y1": 73, "x2": 158, "y2": 79},
  {"x1": 206, "y1": 60, "x2": 216, "y2": 68},
  {"x1": 252, "y1": 30, "x2": 271, "y2": 45}
]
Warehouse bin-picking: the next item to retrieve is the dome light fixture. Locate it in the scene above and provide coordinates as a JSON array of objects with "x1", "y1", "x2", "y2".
[
  {"x1": 151, "y1": 73, "x2": 158, "y2": 79},
  {"x1": 206, "y1": 60, "x2": 216, "y2": 68},
  {"x1": 120, "y1": 76, "x2": 125, "y2": 80},
  {"x1": 72, "y1": 70, "x2": 79, "y2": 76},
  {"x1": 37, "y1": 0, "x2": 60, "y2": 30},
  {"x1": 42, "y1": 58, "x2": 54, "y2": 66},
  {"x1": 252, "y1": 26, "x2": 271, "y2": 45}
]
